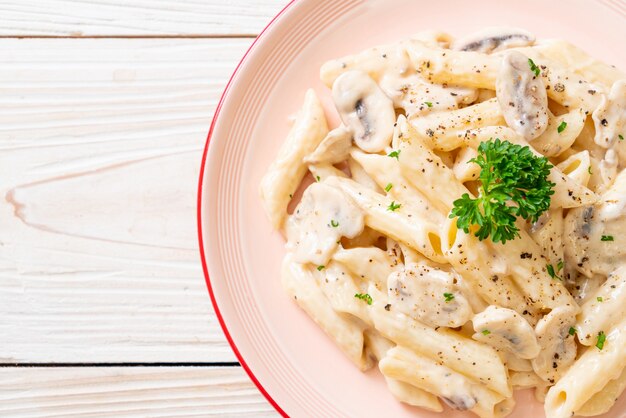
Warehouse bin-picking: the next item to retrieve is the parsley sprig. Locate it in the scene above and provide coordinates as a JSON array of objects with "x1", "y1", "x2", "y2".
[{"x1": 450, "y1": 139, "x2": 555, "y2": 244}]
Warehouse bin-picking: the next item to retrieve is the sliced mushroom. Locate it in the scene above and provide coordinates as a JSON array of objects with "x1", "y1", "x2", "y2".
[
  {"x1": 496, "y1": 50, "x2": 549, "y2": 140},
  {"x1": 453, "y1": 27, "x2": 535, "y2": 53},
  {"x1": 471, "y1": 306, "x2": 540, "y2": 359},
  {"x1": 531, "y1": 306, "x2": 577, "y2": 383},
  {"x1": 563, "y1": 169, "x2": 626, "y2": 277},
  {"x1": 387, "y1": 262, "x2": 472, "y2": 328},
  {"x1": 332, "y1": 70, "x2": 396, "y2": 153},
  {"x1": 303, "y1": 125, "x2": 352, "y2": 165},
  {"x1": 286, "y1": 182, "x2": 364, "y2": 266},
  {"x1": 592, "y1": 80, "x2": 626, "y2": 149}
]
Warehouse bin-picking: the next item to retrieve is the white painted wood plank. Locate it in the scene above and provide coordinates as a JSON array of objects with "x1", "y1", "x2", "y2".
[
  {"x1": 0, "y1": 38, "x2": 253, "y2": 362},
  {"x1": 0, "y1": 0, "x2": 289, "y2": 36},
  {"x1": 0, "y1": 367, "x2": 278, "y2": 417}
]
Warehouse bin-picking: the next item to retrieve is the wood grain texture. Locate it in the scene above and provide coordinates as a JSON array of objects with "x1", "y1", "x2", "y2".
[
  {"x1": 0, "y1": 38, "x2": 254, "y2": 362},
  {"x1": 0, "y1": 367, "x2": 278, "y2": 417},
  {"x1": 0, "y1": 0, "x2": 289, "y2": 37}
]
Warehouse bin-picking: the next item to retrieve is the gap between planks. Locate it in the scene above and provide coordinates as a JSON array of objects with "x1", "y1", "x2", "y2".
[
  {"x1": 0, "y1": 34, "x2": 257, "y2": 39},
  {"x1": 0, "y1": 362, "x2": 241, "y2": 368}
]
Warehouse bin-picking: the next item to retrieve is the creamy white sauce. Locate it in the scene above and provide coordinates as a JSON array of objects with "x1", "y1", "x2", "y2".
[
  {"x1": 532, "y1": 306, "x2": 577, "y2": 383},
  {"x1": 496, "y1": 51, "x2": 549, "y2": 140},
  {"x1": 387, "y1": 262, "x2": 472, "y2": 328},
  {"x1": 303, "y1": 125, "x2": 353, "y2": 165},
  {"x1": 453, "y1": 27, "x2": 535, "y2": 53},
  {"x1": 564, "y1": 169, "x2": 626, "y2": 277},
  {"x1": 472, "y1": 306, "x2": 540, "y2": 359},
  {"x1": 286, "y1": 182, "x2": 364, "y2": 266},
  {"x1": 379, "y1": 73, "x2": 478, "y2": 118},
  {"x1": 592, "y1": 80, "x2": 626, "y2": 149},
  {"x1": 332, "y1": 70, "x2": 396, "y2": 153}
]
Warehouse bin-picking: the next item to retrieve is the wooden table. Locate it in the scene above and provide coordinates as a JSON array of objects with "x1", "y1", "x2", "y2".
[{"x1": 0, "y1": 1, "x2": 289, "y2": 415}]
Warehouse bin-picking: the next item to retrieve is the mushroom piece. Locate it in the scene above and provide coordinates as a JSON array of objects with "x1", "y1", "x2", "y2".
[
  {"x1": 387, "y1": 262, "x2": 472, "y2": 328},
  {"x1": 332, "y1": 70, "x2": 396, "y2": 153},
  {"x1": 453, "y1": 27, "x2": 535, "y2": 53},
  {"x1": 471, "y1": 306, "x2": 540, "y2": 359},
  {"x1": 303, "y1": 125, "x2": 353, "y2": 165},
  {"x1": 592, "y1": 80, "x2": 626, "y2": 149},
  {"x1": 286, "y1": 182, "x2": 364, "y2": 266},
  {"x1": 531, "y1": 306, "x2": 577, "y2": 383},
  {"x1": 496, "y1": 50, "x2": 549, "y2": 140},
  {"x1": 563, "y1": 169, "x2": 626, "y2": 277}
]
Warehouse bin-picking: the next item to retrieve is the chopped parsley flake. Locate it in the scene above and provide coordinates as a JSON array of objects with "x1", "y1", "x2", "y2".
[
  {"x1": 601, "y1": 235, "x2": 614, "y2": 242},
  {"x1": 597, "y1": 296, "x2": 603, "y2": 302},
  {"x1": 388, "y1": 150, "x2": 401, "y2": 159},
  {"x1": 528, "y1": 58, "x2": 541, "y2": 77},
  {"x1": 354, "y1": 293, "x2": 373, "y2": 305},
  {"x1": 385, "y1": 183, "x2": 393, "y2": 192},
  {"x1": 443, "y1": 292, "x2": 455, "y2": 302},
  {"x1": 588, "y1": 166, "x2": 593, "y2": 175},
  {"x1": 424, "y1": 101, "x2": 433, "y2": 108},
  {"x1": 557, "y1": 121, "x2": 567, "y2": 133},
  {"x1": 330, "y1": 219, "x2": 339, "y2": 228},
  {"x1": 387, "y1": 201, "x2": 401, "y2": 211},
  {"x1": 568, "y1": 327, "x2": 577, "y2": 336},
  {"x1": 317, "y1": 265, "x2": 325, "y2": 271},
  {"x1": 316, "y1": 175, "x2": 321, "y2": 182},
  {"x1": 619, "y1": 134, "x2": 624, "y2": 141},
  {"x1": 596, "y1": 331, "x2": 606, "y2": 350},
  {"x1": 557, "y1": 259, "x2": 564, "y2": 272},
  {"x1": 481, "y1": 329, "x2": 491, "y2": 335},
  {"x1": 546, "y1": 263, "x2": 562, "y2": 280}
]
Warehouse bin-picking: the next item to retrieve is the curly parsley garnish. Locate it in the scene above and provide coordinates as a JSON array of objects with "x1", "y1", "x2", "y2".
[
  {"x1": 450, "y1": 139, "x2": 555, "y2": 244},
  {"x1": 354, "y1": 293, "x2": 373, "y2": 305}
]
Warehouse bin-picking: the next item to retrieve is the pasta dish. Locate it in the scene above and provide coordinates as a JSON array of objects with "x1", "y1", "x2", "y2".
[{"x1": 259, "y1": 27, "x2": 626, "y2": 418}]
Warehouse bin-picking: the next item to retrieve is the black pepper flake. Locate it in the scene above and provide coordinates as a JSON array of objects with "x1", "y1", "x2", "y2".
[
  {"x1": 520, "y1": 252, "x2": 532, "y2": 259},
  {"x1": 554, "y1": 83, "x2": 565, "y2": 92},
  {"x1": 384, "y1": 304, "x2": 391, "y2": 311}
]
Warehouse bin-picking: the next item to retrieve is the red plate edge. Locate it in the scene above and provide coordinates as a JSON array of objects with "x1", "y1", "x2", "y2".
[{"x1": 196, "y1": 2, "x2": 296, "y2": 417}]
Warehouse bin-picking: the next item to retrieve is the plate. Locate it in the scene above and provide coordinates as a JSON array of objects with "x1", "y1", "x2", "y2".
[{"x1": 198, "y1": 1, "x2": 626, "y2": 416}]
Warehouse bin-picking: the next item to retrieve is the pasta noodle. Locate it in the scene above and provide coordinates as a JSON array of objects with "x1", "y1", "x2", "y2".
[{"x1": 261, "y1": 27, "x2": 626, "y2": 418}]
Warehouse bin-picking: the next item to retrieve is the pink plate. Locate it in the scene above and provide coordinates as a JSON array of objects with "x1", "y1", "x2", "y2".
[{"x1": 198, "y1": 1, "x2": 626, "y2": 416}]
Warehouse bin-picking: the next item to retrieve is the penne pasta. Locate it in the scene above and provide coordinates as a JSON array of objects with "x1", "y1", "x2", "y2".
[
  {"x1": 544, "y1": 317, "x2": 626, "y2": 418},
  {"x1": 263, "y1": 28, "x2": 626, "y2": 418},
  {"x1": 281, "y1": 255, "x2": 371, "y2": 370},
  {"x1": 380, "y1": 346, "x2": 507, "y2": 418},
  {"x1": 326, "y1": 176, "x2": 447, "y2": 263},
  {"x1": 576, "y1": 265, "x2": 626, "y2": 346},
  {"x1": 368, "y1": 286, "x2": 511, "y2": 397},
  {"x1": 260, "y1": 89, "x2": 328, "y2": 229}
]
